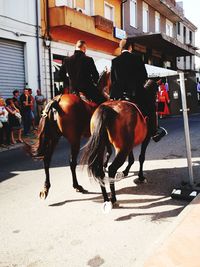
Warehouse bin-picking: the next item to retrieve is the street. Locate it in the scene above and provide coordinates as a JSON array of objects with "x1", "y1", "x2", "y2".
[{"x1": 0, "y1": 114, "x2": 200, "y2": 267}]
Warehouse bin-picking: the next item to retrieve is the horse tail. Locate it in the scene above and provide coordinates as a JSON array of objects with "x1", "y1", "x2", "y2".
[
  {"x1": 81, "y1": 105, "x2": 115, "y2": 182},
  {"x1": 25, "y1": 97, "x2": 61, "y2": 159}
]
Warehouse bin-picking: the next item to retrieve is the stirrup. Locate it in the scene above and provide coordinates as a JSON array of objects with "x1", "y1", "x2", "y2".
[{"x1": 152, "y1": 127, "x2": 168, "y2": 142}]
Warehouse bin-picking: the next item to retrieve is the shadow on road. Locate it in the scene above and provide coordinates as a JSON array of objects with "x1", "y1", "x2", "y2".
[{"x1": 47, "y1": 165, "x2": 195, "y2": 223}]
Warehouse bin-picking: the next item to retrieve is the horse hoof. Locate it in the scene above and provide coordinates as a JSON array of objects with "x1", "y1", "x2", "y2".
[
  {"x1": 112, "y1": 202, "x2": 119, "y2": 208},
  {"x1": 102, "y1": 201, "x2": 112, "y2": 214},
  {"x1": 134, "y1": 178, "x2": 147, "y2": 184},
  {"x1": 75, "y1": 186, "x2": 88, "y2": 193},
  {"x1": 115, "y1": 172, "x2": 124, "y2": 181},
  {"x1": 39, "y1": 190, "x2": 48, "y2": 200},
  {"x1": 123, "y1": 171, "x2": 128, "y2": 177}
]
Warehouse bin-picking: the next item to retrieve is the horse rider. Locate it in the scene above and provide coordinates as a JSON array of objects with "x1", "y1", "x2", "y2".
[
  {"x1": 59, "y1": 40, "x2": 106, "y2": 104},
  {"x1": 110, "y1": 38, "x2": 167, "y2": 142}
]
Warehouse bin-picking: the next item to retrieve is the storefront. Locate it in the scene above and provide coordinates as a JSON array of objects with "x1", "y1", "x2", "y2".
[{"x1": 0, "y1": 38, "x2": 25, "y2": 98}]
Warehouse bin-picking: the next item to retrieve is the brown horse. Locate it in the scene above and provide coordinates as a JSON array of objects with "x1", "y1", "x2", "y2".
[
  {"x1": 81, "y1": 79, "x2": 158, "y2": 212},
  {"x1": 29, "y1": 70, "x2": 110, "y2": 199}
]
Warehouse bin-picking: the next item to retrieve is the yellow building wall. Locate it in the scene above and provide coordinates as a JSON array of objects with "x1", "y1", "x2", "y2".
[
  {"x1": 94, "y1": 0, "x2": 121, "y2": 28},
  {"x1": 76, "y1": 0, "x2": 85, "y2": 10},
  {"x1": 41, "y1": 0, "x2": 122, "y2": 54}
]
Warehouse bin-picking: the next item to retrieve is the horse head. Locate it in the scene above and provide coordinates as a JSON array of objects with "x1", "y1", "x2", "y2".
[{"x1": 98, "y1": 70, "x2": 111, "y2": 100}]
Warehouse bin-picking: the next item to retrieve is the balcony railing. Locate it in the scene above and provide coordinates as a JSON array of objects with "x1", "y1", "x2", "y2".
[
  {"x1": 48, "y1": 6, "x2": 117, "y2": 42},
  {"x1": 93, "y1": 15, "x2": 113, "y2": 34}
]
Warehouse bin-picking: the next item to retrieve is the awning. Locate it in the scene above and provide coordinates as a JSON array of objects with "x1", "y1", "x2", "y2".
[
  {"x1": 145, "y1": 64, "x2": 177, "y2": 77},
  {"x1": 128, "y1": 33, "x2": 196, "y2": 57},
  {"x1": 95, "y1": 58, "x2": 178, "y2": 78}
]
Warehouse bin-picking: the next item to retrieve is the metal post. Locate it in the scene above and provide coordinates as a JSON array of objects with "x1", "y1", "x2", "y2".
[
  {"x1": 171, "y1": 72, "x2": 200, "y2": 200},
  {"x1": 179, "y1": 72, "x2": 194, "y2": 186}
]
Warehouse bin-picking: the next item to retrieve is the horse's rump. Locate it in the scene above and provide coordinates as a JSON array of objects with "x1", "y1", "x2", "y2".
[
  {"x1": 56, "y1": 94, "x2": 96, "y2": 139},
  {"x1": 91, "y1": 100, "x2": 148, "y2": 151}
]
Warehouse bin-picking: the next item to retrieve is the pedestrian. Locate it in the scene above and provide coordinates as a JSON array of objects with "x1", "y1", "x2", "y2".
[
  {"x1": 197, "y1": 81, "x2": 200, "y2": 104},
  {"x1": 12, "y1": 89, "x2": 21, "y2": 110},
  {"x1": 0, "y1": 97, "x2": 10, "y2": 147},
  {"x1": 5, "y1": 98, "x2": 23, "y2": 144},
  {"x1": 59, "y1": 40, "x2": 106, "y2": 104},
  {"x1": 28, "y1": 88, "x2": 37, "y2": 130},
  {"x1": 157, "y1": 80, "x2": 170, "y2": 118},
  {"x1": 20, "y1": 88, "x2": 32, "y2": 136},
  {"x1": 35, "y1": 89, "x2": 46, "y2": 122},
  {"x1": 110, "y1": 38, "x2": 167, "y2": 142}
]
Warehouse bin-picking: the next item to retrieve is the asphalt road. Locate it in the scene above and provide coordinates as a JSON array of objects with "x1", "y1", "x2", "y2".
[{"x1": 0, "y1": 114, "x2": 200, "y2": 267}]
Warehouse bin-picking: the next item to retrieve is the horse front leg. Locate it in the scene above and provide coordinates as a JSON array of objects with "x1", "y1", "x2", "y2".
[
  {"x1": 123, "y1": 151, "x2": 134, "y2": 177},
  {"x1": 40, "y1": 138, "x2": 59, "y2": 199},
  {"x1": 70, "y1": 141, "x2": 87, "y2": 193},
  {"x1": 138, "y1": 135, "x2": 151, "y2": 182},
  {"x1": 108, "y1": 151, "x2": 127, "y2": 206}
]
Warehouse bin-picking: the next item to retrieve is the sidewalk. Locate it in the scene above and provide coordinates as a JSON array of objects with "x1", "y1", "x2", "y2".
[
  {"x1": 0, "y1": 130, "x2": 37, "y2": 153},
  {"x1": 144, "y1": 194, "x2": 200, "y2": 267}
]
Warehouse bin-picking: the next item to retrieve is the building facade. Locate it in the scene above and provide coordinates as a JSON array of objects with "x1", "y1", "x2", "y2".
[
  {"x1": 0, "y1": 0, "x2": 42, "y2": 98},
  {"x1": 176, "y1": 17, "x2": 197, "y2": 71},
  {"x1": 122, "y1": 0, "x2": 197, "y2": 69},
  {"x1": 41, "y1": 0, "x2": 124, "y2": 98},
  {"x1": 122, "y1": 0, "x2": 199, "y2": 114}
]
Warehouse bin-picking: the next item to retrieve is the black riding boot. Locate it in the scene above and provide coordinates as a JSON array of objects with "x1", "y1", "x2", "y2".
[{"x1": 148, "y1": 111, "x2": 168, "y2": 142}]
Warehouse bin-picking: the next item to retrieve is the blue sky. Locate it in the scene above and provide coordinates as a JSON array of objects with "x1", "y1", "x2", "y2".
[{"x1": 181, "y1": 0, "x2": 200, "y2": 67}]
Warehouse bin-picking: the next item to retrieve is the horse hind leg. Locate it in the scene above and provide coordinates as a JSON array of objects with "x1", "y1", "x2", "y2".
[
  {"x1": 108, "y1": 150, "x2": 127, "y2": 205},
  {"x1": 70, "y1": 141, "x2": 87, "y2": 193},
  {"x1": 123, "y1": 151, "x2": 134, "y2": 177},
  {"x1": 138, "y1": 135, "x2": 151, "y2": 182},
  {"x1": 40, "y1": 137, "x2": 59, "y2": 199},
  {"x1": 103, "y1": 142, "x2": 112, "y2": 169}
]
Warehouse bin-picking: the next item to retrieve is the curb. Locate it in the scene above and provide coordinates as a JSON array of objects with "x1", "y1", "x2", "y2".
[
  {"x1": 144, "y1": 194, "x2": 200, "y2": 267},
  {"x1": 0, "y1": 133, "x2": 37, "y2": 153}
]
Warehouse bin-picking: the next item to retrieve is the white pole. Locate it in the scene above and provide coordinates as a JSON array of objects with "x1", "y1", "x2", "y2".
[{"x1": 179, "y1": 72, "x2": 194, "y2": 186}]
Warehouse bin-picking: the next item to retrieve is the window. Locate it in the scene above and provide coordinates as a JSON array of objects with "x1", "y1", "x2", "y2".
[
  {"x1": 166, "y1": 19, "x2": 173, "y2": 37},
  {"x1": 183, "y1": 26, "x2": 186, "y2": 42},
  {"x1": 177, "y1": 22, "x2": 180, "y2": 35},
  {"x1": 85, "y1": 0, "x2": 94, "y2": 16},
  {"x1": 189, "y1": 31, "x2": 192, "y2": 43},
  {"x1": 56, "y1": 0, "x2": 73, "y2": 8},
  {"x1": 130, "y1": 0, "x2": 137, "y2": 28},
  {"x1": 155, "y1": 11, "x2": 160, "y2": 33},
  {"x1": 104, "y1": 2, "x2": 114, "y2": 22},
  {"x1": 143, "y1": 2, "x2": 149, "y2": 33}
]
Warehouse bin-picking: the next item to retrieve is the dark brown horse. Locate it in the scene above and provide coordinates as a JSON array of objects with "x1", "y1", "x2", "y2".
[
  {"x1": 81, "y1": 79, "x2": 158, "y2": 212},
  {"x1": 29, "y1": 70, "x2": 110, "y2": 199}
]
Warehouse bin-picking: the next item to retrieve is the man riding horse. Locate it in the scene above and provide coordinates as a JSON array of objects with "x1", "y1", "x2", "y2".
[
  {"x1": 110, "y1": 38, "x2": 167, "y2": 142},
  {"x1": 59, "y1": 40, "x2": 106, "y2": 104}
]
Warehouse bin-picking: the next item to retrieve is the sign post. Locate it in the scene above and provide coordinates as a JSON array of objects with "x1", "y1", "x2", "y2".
[{"x1": 171, "y1": 72, "x2": 200, "y2": 200}]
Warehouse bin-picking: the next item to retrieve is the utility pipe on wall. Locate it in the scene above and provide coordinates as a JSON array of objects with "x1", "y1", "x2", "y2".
[{"x1": 35, "y1": 0, "x2": 41, "y2": 90}]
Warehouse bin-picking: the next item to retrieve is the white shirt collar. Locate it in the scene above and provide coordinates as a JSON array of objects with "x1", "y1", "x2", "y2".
[{"x1": 122, "y1": 50, "x2": 131, "y2": 53}]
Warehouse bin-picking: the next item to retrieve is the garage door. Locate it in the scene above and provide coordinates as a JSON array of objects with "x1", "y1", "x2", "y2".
[{"x1": 0, "y1": 38, "x2": 25, "y2": 99}]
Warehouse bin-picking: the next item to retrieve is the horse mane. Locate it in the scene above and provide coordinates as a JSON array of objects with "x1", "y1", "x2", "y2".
[
  {"x1": 25, "y1": 98, "x2": 61, "y2": 159},
  {"x1": 98, "y1": 70, "x2": 111, "y2": 99}
]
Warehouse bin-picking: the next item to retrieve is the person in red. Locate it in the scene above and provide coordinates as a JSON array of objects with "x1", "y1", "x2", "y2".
[{"x1": 157, "y1": 80, "x2": 170, "y2": 118}]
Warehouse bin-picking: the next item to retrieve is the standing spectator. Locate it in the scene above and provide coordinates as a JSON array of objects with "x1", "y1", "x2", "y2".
[
  {"x1": 12, "y1": 89, "x2": 21, "y2": 110},
  {"x1": 0, "y1": 97, "x2": 10, "y2": 147},
  {"x1": 28, "y1": 88, "x2": 37, "y2": 130},
  {"x1": 5, "y1": 98, "x2": 23, "y2": 144},
  {"x1": 197, "y1": 81, "x2": 200, "y2": 104},
  {"x1": 157, "y1": 80, "x2": 170, "y2": 118},
  {"x1": 20, "y1": 88, "x2": 32, "y2": 136},
  {"x1": 35, "y1": 89, "x2": 46, "y2": 122}
]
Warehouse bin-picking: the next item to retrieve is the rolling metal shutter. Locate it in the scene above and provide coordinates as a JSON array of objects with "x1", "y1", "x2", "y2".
[{"x1": 0, "y1": 38, "x2": 25, "y2": 98}]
